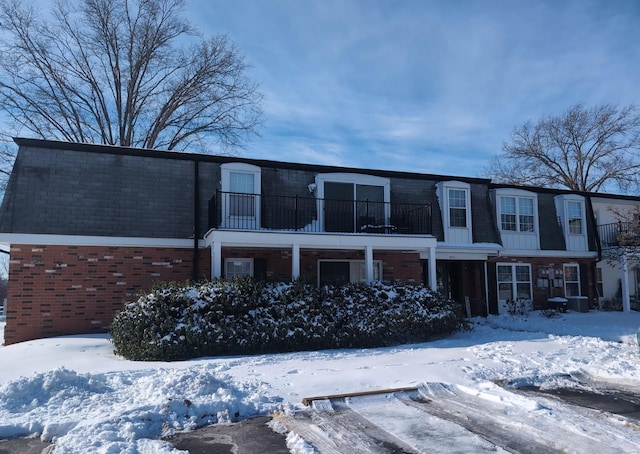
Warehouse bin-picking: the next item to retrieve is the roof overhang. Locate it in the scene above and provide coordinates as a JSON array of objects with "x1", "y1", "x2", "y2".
[
  {"x1": 431, "y1": 242, "x2": 502, "y2": 261},
  {"x1": 203, "y1": 229, "x2": 437, "y2": 251}
]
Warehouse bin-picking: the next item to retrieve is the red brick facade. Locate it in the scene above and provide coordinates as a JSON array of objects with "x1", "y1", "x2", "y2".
[
  {"x1": 5, "y1": 244, "x2": 422, "y2": 345},
  {"x1": 4, "y1": 244, "x2": 210, "y2": 345},
  {"x1": 488, "y1": 256, "x2": 597, "y2": 312},
  {"x1": 221, "y1": 248, "x2": 422, "y2": 283}
]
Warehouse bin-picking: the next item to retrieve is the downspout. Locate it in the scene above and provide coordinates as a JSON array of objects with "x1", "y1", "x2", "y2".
[
  {"x1": 584, "y1": 195, "x2": 601, "y2": 308},
  {"x1": 585, "y1": 195, "x2": 601, "y2": 261},
  {"x1": 192, "y1": 159, "x2": 200, "y2": 281},
  {"x1": 484, "y1": 261, "x2": 489, "y2": 317}
]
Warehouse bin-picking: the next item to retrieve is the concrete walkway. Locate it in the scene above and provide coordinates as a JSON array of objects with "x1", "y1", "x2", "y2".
[
  {"x1": 0, "y1": 417, "x2": 288, "y2": 454},
  {"x1": 166, "y1": 416, "x2": 289, "y2": 453}
]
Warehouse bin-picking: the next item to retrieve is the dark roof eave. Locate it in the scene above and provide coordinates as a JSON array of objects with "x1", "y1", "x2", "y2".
[
  {"x1": 489, "y1": 181, "x2": 640, "y2": 201},
  {"x1": 13, "y1": 137, "x2": 492, "y2": 184}
]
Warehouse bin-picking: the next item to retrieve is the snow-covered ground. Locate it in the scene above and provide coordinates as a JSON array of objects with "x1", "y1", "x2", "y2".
[{"x1": 1, "y1": 310, "x2": 640, "y2": 453}]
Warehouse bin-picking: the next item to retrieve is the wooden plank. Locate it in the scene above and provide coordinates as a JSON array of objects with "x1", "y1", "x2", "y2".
[{"x1": 301, "y1": 386, "x2": 418, "y2": 406}]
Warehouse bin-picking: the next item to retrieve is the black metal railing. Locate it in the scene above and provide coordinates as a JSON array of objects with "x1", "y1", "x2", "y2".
[
  {"x1": 209, "y1": 191, "x2": 433, "y2": 234},
  {"x1": 598, "y1": 221, "x2": 640, "y2": 248}
]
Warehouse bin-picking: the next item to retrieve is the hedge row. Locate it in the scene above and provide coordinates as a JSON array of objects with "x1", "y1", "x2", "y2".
[{"x1": 110, "y1": 280, "x2": 466, "y2": 361}]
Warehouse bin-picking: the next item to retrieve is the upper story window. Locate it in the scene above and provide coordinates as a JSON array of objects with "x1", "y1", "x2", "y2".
[
  {"x1": 555, "y1": 194, "x2": 587, "y2": 251},
  {"x1": 567, "y1": 200, "x2": 583, "y2": 234},
  {"x1": 229, "y1": 172, "x2": 256, "y2": 216},
  {"x1": 221, "y1": 163, "x2": 261, "y2": 228},
  {"x1": 500, "y1": 196, "x2": 535, "y2": 233},
  {"x1": 448, "y1": 189, "x2": 467, "y2": 228},
  {"x1": 436, "y1": 181, "x2": 472, "y2": 243}
]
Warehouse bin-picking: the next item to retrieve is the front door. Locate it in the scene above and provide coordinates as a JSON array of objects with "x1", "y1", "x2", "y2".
[
  {"x1": 438, "y1": 260, "x2": 487, "y2": 316},
  {"x1": 319, "y1": 261, "x2": 351, "y2": 286}
]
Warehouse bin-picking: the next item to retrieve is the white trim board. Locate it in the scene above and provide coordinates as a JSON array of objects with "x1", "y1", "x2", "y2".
[
  {"x1": 204, "y1": 229, "x2": 436, "y2": 251},
  {"x1": 0, "y1": 233, "x2": 201, "y2": 248}
]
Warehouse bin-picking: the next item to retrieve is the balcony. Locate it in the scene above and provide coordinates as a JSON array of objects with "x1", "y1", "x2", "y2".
[
  {"x1": 598, "y1": 221, "x2": 640, "y2": 248},
  {"x1": 209, "y1": 191, "x2": 433, "y2": 235}
]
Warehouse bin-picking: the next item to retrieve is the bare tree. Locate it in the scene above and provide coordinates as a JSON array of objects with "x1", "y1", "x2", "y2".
[
  {"x1": 0, "y1": 133, "x2": 16, "y2": 192},
  {"x1": 0, "y1": 0, "x2": 262, "y2": 154},
  {"x1": 486, "y1": 104, "x2": 640, "y2": 192}
]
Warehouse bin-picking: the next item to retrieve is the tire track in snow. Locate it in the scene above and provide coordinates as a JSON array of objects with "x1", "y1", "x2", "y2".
[
  {"x1": 278, "y1": 383, "x2": 640, "y2": 453},
  {"x1": 405, "y1": 382, "x2": 640, "y2": 453},
  {"x1": 275, "y1": 398, "x2": 420, "y2": 453},
  {"x1": 398, "y1": 384, "x2": 554, "y2": 454}
]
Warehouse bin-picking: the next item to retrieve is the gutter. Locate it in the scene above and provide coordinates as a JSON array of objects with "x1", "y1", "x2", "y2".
[{"x1": 192, "y1": 159, "x2": 200, "y2": 281}]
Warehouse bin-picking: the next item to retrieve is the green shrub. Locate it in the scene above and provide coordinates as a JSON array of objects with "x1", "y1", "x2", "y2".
[{"x1": 110, "y1": 279, "x2": 466, "y2": 361}]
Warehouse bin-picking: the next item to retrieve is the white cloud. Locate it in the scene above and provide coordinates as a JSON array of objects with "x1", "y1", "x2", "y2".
[{"x1": 187, "y1": 0, "x2": 640, "y2": 182}]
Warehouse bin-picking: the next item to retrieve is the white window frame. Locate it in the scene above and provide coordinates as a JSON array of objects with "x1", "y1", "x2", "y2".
[
  {"x1": 317, "y1": 259, "x2": 383, "y2": 284},
  {"x1": 448, "y1": 188, "x2": 468, "y2": 228},
  {"x1": 567, "y1": 200, "x2": 584, "y2": 235},
  {"x1": 497, "y1": 263, "x2": 532, "y2": 302},
  {"x1": 563, "y1": 263, "x2": 581, "y2": 297},
  {"x1": 437, "y1": 181, "x2": 472, "y2": 231},
  {"x1": 224, "y1": 258, "x2": 254, "y2": 279},
  {"x1": 596, "y1": 266, "x2": 603, "y2": 299},
  {"x1": 499, "y1": 195, "x2": 536, "y2": 233},
  {"x1": 221, "y1": 163, "x2": 262, "y2": 229}
]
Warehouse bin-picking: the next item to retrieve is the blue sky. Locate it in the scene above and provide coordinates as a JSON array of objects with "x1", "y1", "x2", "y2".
[{"x1": 189, "y1": 0, "x2": 639, "y2": 178}]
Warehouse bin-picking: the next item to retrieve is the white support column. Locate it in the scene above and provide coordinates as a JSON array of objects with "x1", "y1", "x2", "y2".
[
  {"x1": 622, "y1": 253, "x2": 631, "y2": 312},
  {"x1": 365, "y1": 245, "x2": 374, "y2": 283},
  {"x1": 292, "y1": 243, "x2": 300, "y2": 280},
  {"x1": 428, "y1": 246, "x2": 437, "y2": 291},
  {"x1": 211, "y1": 241, "x2": 222, "y2": 279}
]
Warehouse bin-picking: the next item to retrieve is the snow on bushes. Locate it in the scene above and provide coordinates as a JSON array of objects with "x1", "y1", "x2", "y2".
[{"x1": 110, "y1": 280, "x2": 466, "y2": 361}]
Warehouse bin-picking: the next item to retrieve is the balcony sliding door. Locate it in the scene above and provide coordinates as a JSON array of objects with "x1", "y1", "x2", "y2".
[
  {"x1": 324, "y1": 182, "x2": 385, "y2": 233},
  {"x1": 324, "y1": 182, "x2": 355, "y2": 232},
  {"x1": 356, "y1": 184, "x2": 385, "y2": 231}
]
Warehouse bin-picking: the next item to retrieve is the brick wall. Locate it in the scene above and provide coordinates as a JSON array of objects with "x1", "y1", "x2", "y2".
[
  {"x1": 5, "y1": 244, "x2": 422, "y2": 345},
  {"x1": 222, "y1": 248, "x2": 422, "y2": 284},
  {"x1": 4, "y1": 244, "x2": 210, "y2": 345},
  {"x1": 489, "y1": 256, "x2": 597, "y2": 311}
]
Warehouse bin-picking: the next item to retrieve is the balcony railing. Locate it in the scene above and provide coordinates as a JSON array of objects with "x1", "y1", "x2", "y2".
[
  {"x1": 598, "y1": 221, "x2": 640, "y2": 248},
  {"x1": 209, "y1": 191, "x2": 433, "y2": 235}
]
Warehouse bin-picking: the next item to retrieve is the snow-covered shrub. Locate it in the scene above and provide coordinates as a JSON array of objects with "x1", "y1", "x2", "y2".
[
  {"x1": 505, "y1": 298, "x2": 532, "y2": 317},
  {"x1": 110, "y1": 279, "x2": 466, "y2": 361}
]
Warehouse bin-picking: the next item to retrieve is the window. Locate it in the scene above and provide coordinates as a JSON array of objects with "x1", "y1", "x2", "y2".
[
  {"x1": 563, "y1": 264, "x2": 580, "y2": 296},
  {"x1": 518, "y1": 198, "x2": 534, "y2": 232},
  {"x1": 229, "y1": 172, "x2": 256, "y2": 216},
  {"x1": 448, "y1": 189, "x2": 467, "y2": 228},
  {"x1": 221, "y1": 163, "x2": 261, "y2": 228},
  {"x1": 500, "y1": 196, "x2": 535, "y2": 232},
  {"x1": 351, "y1": 261, "x2": 382, "y2": 282},
  {"x1": 225, "y1": 258, "x2": 253, "y2": 279},
  {"x1": 596, "y1": 267, "x2": 603, "y2": 299},
  {"x1": 497, "y1": 264, "x2": 532, "y2": 302},
  {"x1": 567, "y1": 201, "x2": 583, "y2": 234},
  {"x1": 500, "y1": 197, "x2": 516, "y2": 231}
]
